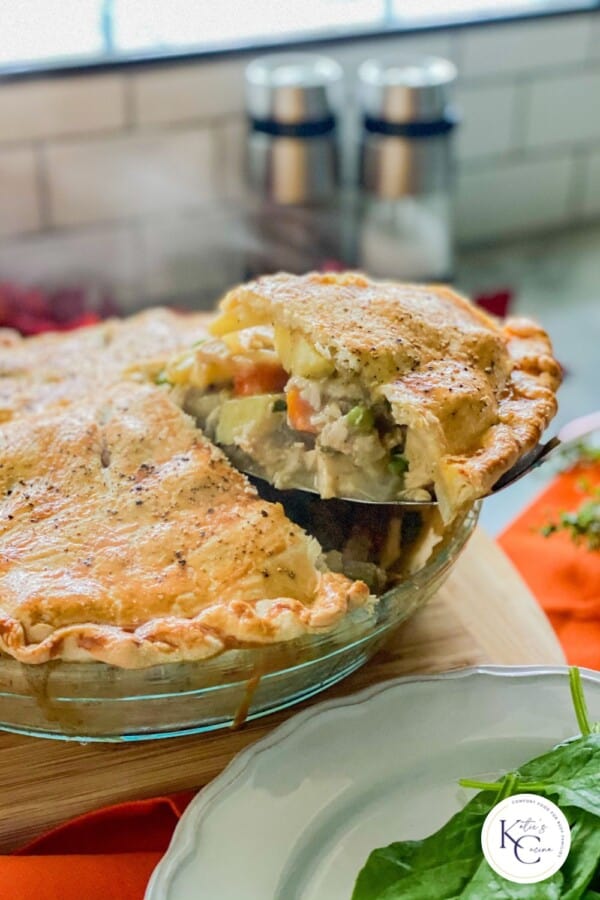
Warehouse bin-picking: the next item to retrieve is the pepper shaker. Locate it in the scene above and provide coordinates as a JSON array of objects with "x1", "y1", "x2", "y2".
[
  {"x1": 244, "y1": 53, "x2": 347, "y2": 275},
  {"x1": 357, "y1": 55, "x2": 458, "y2": 281}
]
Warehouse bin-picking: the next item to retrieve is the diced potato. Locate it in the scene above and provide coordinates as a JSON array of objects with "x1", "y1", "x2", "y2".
[
  {"x1": 221, "y1": 325, "x2": 275, "y2": 355},
  {"x1": 221, "y1": 326, "x2": 279, "y2": 367},
  {"x1": 216, "y1": 393, "x2": 285, "y2": 444},
  {"x1": 162, "y1": 352, "x2": 196, "y2": 385},
  {"x1": 209, "y1": 306, "x2": 270, "y2": 337},
  {"x1": 192, "y1": 358, "x2": 234, "y2": 389},
  {"x1": 163, "y1": 340, "x2": 233, "y2": 388},
  {"x1": 274, "y1": 326, "x2": 334, "y2": 378}
]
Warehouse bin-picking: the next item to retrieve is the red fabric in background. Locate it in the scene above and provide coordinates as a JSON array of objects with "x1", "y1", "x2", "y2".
[
  {"x1": 0, "y1": 282, "x2": 117, "y2": 335},
  {"x1": 3, "y1": 464, "x2": 599, "y2": 898},
  {"x1": 5, "y1": 793, "x2": 194, "y2": 900},
  {"x1": 15, "y1": 793, "x2": 194, "y2": 856},
  {"x1": 473, "y1": 288, "x2": 513, "y2": 318}
]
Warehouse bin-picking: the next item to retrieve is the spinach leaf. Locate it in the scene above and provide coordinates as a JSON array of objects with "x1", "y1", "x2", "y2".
[
  {"x1": 522, "y1": 735, "x2": 600, "y2": 818},
  {"x1": 559, "y1": 812, "x2": 600, "y2": 900},
  {"x1": 352, "y1": 801, "x2": 600, "y2": 900},
  {"x1": 464, "y1": 734, "x2": 600, "y2": 819},
  {"x1": 352, "y1": 669, "x2": 600, "y2": 900},
  {"x1": 352, "y1": 791, "x2": 490, "y2": 899}
]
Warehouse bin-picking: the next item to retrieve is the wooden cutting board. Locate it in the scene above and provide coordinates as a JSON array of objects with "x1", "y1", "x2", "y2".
[{"x1": 0, "y1": 529, "x2": 564, "y2": 852}]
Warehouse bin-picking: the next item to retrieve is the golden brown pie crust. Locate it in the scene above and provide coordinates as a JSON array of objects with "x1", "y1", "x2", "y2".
[
  {"x1": 0, "y1": 380, "x2": 368, "y2": 667},
  {"x1": 0, "y1": 278, "x2": 561, "y2": 668},
  {"x1": 215, "y1": 273, "x2": 562, "y2": 518},
  {"x1": 0, "y1": 307, "x2": 210, "y2": 424}
]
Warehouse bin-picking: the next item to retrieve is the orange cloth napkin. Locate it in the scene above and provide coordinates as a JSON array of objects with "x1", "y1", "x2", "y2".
[
  {"x1": 3, "y1": 464, "x2": 599, "y2": 898},
  {"x1": 6, "y1": 792, "x2": 194, "y2": 900},
  {"x1": 499, "y1": 461, "x2": 600, "y2": 669}
]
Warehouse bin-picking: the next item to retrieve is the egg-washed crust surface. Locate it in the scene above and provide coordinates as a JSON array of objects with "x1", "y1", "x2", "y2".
[
  {"x1": 215, "y1": 272, "x2": 562, "y2": 518},
  {"x1": 0, "y1": 307, "x2": 211, "y2": 425},
  {"x1": 0, "y1": 381, "x2": 369, "y2": 668}
]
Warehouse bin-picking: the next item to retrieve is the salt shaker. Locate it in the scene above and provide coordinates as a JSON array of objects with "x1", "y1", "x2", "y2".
[
  {"x1": 244, "y1": 53, "x2": 347, "y2": 275},
  {"x1": 357, "y1": 56, "x2": 458, "y2": 281}
]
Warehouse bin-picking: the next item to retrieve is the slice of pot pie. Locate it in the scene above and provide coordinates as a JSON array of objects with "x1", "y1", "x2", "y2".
[
  {"x1": 164, "y1": 272, "x2": 561, "y2": 522},
  {"x1": 0, "y1": 381, "x2": 369, "y2": 668}
]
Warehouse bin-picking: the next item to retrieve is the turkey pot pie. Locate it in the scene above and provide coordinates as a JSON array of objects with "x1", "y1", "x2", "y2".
[
  {"x1": 163, "y1": 272, "x2": 561, "y2": 522},
  {"x1": 0, "y1": 277, "x2": 560, "y2": 671}
]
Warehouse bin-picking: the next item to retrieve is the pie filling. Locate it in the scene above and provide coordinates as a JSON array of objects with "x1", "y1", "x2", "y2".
[
  {"x1": 162, "y1": 324, "x2": 432, "y2": 505},
  {"x1": 251, "y1": 478, "x2": 444, "y2": 594}
]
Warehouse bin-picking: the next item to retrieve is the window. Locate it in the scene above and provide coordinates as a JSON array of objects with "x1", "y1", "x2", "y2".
[
  {"x1": 1, "y1": 0, "x2": 106, "y2": 66},
  {"x1": 0, "y1": 0, "x2": 595, "y2": 74}
]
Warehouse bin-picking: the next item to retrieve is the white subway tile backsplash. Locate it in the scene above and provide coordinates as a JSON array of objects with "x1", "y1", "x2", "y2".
[
  {"x1": 0, "y1": 17, "x2": 598, "y2": 263},
  {"x1": 526, "y1": 69, "x2": 600, "y2": 149},
  {"x1": 140, "y1": 212, "x2": 246, "y2": 305},
  {"x1": 589, "y1": 13, "x2": 600, "y2": 59},
  {"x1": 214, "y1": 117, "x2": 246, "y2": 201},
  {"x1": 458, "y1": 16, "x2": 591, "y2": 78},
  {"x1": 456, "y1": 155, "x2": 573, "y2": 242},
  {"x1": 0, "y1": 226, "x2": 142, "y2": 305},
  {"x1": 131, "y1": 59, "x2": 246, "y2": 126},
  {"x1": 0, "y1": 148, "x2": 41, "y2": 237},
  {"x1": 332, "y1": 31, "x2": 458, "y2": 77},
  {"x1": 0, "y1": 76, "x2": 125, "y2": 143},
  {"x1": 581, "y1": 149, "x2": 600, "y2": 216},
  {"x1": 131, "y1": 35, "x2": 458, "y2": 130},
  {"x1": 455, "y1": 82, "x2": 517, "y2": 161},
  {"x1": 45, "y1": 130, "x2": 215, "y2": 227}
]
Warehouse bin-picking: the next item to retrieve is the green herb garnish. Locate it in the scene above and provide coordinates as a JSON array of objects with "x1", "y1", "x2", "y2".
[
  {"x1": 272, "y1": 398, "x2": 287, "y2": 413},
  {"x1": 541, "y1": 488, "x2": 600, "y2": 552},
  {"x1": 388, "y1": 452, "x2": 409, "y2": 477},
  {"x1": 154, "y1": 370, "x2": 171, "y2": 386},
  {"x1": 346, "y1": 405, "x2": 375, "y2": 432},
  {"x1": 352, "y1": 667, "x2": 600, "y2": 899}
]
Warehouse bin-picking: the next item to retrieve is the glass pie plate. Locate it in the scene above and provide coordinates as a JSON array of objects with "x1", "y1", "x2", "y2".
[{"x1": 0, "y1": 504, "x2": 479, "y2": 742}]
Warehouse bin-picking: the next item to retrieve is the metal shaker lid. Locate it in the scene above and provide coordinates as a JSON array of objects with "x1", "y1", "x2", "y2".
[
  {"x1": 246, "y1": 53, "x2": 343, "y2": 125},
  {"x1": 358, "y1": 56, "x2": 457, "y2": 125}
]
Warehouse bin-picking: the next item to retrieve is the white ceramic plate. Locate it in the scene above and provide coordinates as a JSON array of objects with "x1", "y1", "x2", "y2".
[{"x1": 146, "y1": 666, "x2": 600, "y2": 900}]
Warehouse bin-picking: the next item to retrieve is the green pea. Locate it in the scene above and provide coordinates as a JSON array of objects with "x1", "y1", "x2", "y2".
[
  {"x1": 346, "y1": 405, "x2": 374, "y2": 431},
  {"x1": 388, "y1": 453, "x2": 409, "y2": 476}
]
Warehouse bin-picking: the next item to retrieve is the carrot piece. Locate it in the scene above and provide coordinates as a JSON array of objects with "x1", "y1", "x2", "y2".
[
  {"x1": 233, "y1": 362, "x2": 288, "y2": 397},
  {"x1": 286, "y1": 387, "x2": 317, "y2": 433}
]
